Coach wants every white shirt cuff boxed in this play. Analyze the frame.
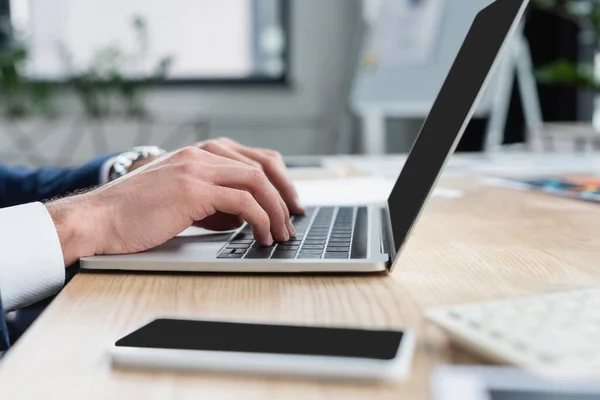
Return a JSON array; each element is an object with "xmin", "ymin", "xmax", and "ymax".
[
  {"xmin": 0, "ymin": 203, "xmax": 65, "ymax": 311},
  {"xmin": 100, "ymin": 156, "xmax": 118, "ymax": 185}
]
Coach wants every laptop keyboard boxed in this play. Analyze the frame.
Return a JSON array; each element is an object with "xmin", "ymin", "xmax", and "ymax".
[{"xmin": 217, "ymin": 206, "xmax": 368, "ymax": 260}]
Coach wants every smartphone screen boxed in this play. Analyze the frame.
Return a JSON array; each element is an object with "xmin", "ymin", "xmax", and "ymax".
[{"xmin": 116, "ymin": 319, "xmax": 405, "ymax": 360}]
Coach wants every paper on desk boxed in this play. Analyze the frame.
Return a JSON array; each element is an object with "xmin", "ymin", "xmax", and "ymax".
[{"xmin": 294, "ymin": 177, "xmax": 462, "ymax": 206}]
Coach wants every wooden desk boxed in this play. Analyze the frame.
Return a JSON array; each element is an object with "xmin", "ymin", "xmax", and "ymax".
[{"xmin": 2, "ymin": 156, "xmax": 600, "ymax": 399}]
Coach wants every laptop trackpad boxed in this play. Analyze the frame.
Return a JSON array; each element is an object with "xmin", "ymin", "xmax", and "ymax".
[{"xmin": 125, "ymin": 231, "xmax": 232, "ymax": 261}]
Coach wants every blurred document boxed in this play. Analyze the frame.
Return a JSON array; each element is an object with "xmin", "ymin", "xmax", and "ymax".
[
  {"xmin": 366, "ymin": 0, "xmax": 445, "ymax": 67},
  {"xmin": 294, "ymin": 177, "xmax": 461, "ymax": 206}
]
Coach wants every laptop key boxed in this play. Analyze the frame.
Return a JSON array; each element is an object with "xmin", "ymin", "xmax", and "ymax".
[
  {"xmin": 232, "ymin": 249, "xmax": 247, "ymax": 255},
  {"xmin": 350, "ymin": 207, "xmax": 368, "ymax": 259},
  {"xmin": 245, "ymin": 248, "xmax": 274, "ymax": 258},
  {"xmin": 329, "ymin": 240, "xmax": 350, "ymax": 247},
  {"xmin": 327, "ymin": 247, "xmax": 350, "ymax": 252},
  {"xmin": 233, "ymin": 232, "xmax": 252, "ymax": 241},
  {"xmin": 271, "ymin": 251, "xmax": 297, "ymax": 259},
  {"xmin": 299, "ymin": 250, "xmax": 323, "ymax": 254},
  {"xmin": 325, "ymin": 252, "xmax": 349, "ymax": 259},
  {"xmin": 278, "ymin": 245, "xmax": 299, "ymax": 251},
  {"xmin": 226, "ymin": 243, "xmax": 251, "ymax": 249},
  {"xmin": 251, "ymin": 242, "xmax": 275, "ymax": 249},
  {"xmin": 231, "ymin": 240, "xmax": 253, "ymax": 245},
  {"xmin": 217, "ymin": 253, "xmax": 244, "ymax": 259},
  {"xmin": 301, "ymin": 245, "xmax": 325, "ymax": 250}
]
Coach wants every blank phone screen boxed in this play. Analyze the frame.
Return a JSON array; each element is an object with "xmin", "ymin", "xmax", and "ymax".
[{"xmin": 116, "ymin": 319, "xmax": 405, "ymax": 360}]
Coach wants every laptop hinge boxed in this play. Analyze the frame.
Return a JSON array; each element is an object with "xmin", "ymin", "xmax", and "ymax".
[{"xmin": 380, "ymin": 207, "xmax": 397, "ymax": 270}]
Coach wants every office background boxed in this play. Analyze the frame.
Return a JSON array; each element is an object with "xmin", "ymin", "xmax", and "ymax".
[{"xmin": 0, "ymin": 0, "xmax": 594, "ymax": 166}]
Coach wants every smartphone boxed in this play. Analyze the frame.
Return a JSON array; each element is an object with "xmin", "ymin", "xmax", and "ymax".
[{"xmin": 110, "ymin": 318, "xmax": 415, "ymax": 381}]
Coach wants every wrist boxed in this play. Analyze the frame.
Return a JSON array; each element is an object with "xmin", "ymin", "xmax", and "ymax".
[
  {"xmin": 46, "ymin": 196, "xmax": 99, "ymax": 266},
  {"xmin": 108, "ymin": 146, "xmax": 166, "ymax": 182},
  {"xmin": 129, "ymin": 155, "xmax": 159, "ymax": 172}
]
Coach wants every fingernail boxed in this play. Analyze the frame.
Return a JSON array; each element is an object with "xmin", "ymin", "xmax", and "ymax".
[{"xmin": 267, "ymin": 233, "xmax": 274, "ymax": 246}]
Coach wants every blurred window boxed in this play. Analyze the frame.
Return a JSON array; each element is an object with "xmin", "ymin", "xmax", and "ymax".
[{"xmin": 2, "ymin": 0, "xmax": 289, "ymax": 84}]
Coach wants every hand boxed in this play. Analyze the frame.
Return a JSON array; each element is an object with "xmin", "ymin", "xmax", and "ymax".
[
  {"xmin": 47, "ymin": 147, "xmax": 297, "ymax": 266},
  {"xmin": 196, "ymin": 137, "xmax": 304, "ymax": 215}
]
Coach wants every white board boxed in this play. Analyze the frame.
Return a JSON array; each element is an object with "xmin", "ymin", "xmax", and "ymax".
[{"xmin": 352, "ymin": 0, "xmax": 500, "ymax": 117}]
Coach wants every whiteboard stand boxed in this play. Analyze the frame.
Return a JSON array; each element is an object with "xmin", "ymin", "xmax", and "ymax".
[
  {"xmin": 357, "ymin": 24, "xmax": 544, "ymax": 155},
  {"xmin": 362, "ymin": 111, "xmax": 386, "ymax": 155},
  {"xmin": 485, "ymin": 23, "xmax": 544, "ymax": 153}
]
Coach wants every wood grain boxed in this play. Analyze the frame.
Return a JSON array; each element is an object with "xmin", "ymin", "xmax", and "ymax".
[{"xmin": 2, "ymin": 169, "xmax": 600, "ymax": 399}]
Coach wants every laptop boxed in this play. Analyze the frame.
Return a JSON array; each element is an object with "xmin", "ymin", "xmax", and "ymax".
[{"xmin": 81, "ymin": 0, "xmax": 529, "ymax": 273}]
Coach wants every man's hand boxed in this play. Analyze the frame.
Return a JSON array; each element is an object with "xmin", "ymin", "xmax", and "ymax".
[
  {"xmin": 47, "ymin": 147, "xmax": 298, "ymax": 266},
  {"xmin": 196, "ymin": 138, "xmax": 304, "ymax": 215}
]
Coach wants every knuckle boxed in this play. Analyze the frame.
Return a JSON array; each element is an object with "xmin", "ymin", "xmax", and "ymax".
[
  {"xmin": 264, "ymin": 156, "xmax": 279, "ymax": 169},
  {"xmin": 251, "ymin": 206, "xmax": 270, "ymax": 227},
  {"xmin": 248, "ymin": 167, "xmax": 268, "ymax": 185},
  {"xmin": 176, "ymin": 146, "xmax": 198, "ymax": 160},
  {"xmin": 218, "ymin": 137, "xmax": 237, "ymax": 145},
  {"xmin": 266, "ymin": 149, "xmax": 281, "ymax": 158},
  {"xmin": 237, "ymin": 191, "xmax": 254, "ymax": 207},
  {"xmin": 202, "ymin": 141, "xmax": 219, "ymax": 152}
]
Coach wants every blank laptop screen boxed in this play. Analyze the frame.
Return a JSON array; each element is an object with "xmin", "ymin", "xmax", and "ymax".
[{"xmin": 386, "ymin": 0, "xmax": 528, "ymax": 255}]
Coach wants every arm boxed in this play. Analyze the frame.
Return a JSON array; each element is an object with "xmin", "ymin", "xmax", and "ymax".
[
  {"xmin": 0, "ymin": 154, "xmax": 115, "ymax": 208},
  {"xmin": 0, "ymin": 142, "xmax": 302, "ymax": 311}
]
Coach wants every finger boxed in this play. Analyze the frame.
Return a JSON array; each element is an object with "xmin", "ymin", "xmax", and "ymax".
[
  {"xmin": 207, "ymin": 166, "xmax": 290, "ymax": 242},
  {"xmin": 237, "ymin": 147, "xmax": 305, "ymax": 215},
  {"xmin": 190, "ymin": 143, "xmax": 304, "ymax": 215},
  {"xmin": 194, "ymin": 147, "xmax": 250, "ymax": 168},
  {"xmin": 200, "ymin": 141, "xmax": 262, "ymax": 169},
  {"xmin": 278, "ymin": 197, "xmax": 295, "ymax": 237},
  {"xmin": 200, "ymin": 185, "xmax": 273, "ymax": 245}
]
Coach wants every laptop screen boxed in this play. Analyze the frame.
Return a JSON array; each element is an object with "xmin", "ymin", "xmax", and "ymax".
[{"xmin": 386, "ymin": 0, "xmax": 528, "ymax": 259}]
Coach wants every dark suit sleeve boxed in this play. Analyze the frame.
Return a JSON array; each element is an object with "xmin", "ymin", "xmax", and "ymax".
[{"xmin": 0, "ymin": 154, "xmax": 115, "ymax": 208}]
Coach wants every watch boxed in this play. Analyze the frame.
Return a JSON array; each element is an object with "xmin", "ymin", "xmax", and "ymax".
[{"xmin": 108, "ymin": 146, "xmax": 167, "ymax": 182}]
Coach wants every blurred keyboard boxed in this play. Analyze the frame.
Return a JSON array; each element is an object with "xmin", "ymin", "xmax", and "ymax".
[{"xmin": 426, "ymin": 289, "xmax": 600, "ymax": 377}]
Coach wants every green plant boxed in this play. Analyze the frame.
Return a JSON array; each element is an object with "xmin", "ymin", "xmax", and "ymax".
[
  {"xmin": 0, "ymin": 17, "xmax": 56, "ymax": 118},
  {"xmin": 59, "ymin": 15, "xmax": 173, "ymax": 119},
  {"xmin": 532, "ymin": 0, "xmax": 600, "ymax": 91}
]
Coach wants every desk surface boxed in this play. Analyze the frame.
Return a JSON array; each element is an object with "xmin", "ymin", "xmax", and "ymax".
[{"xmin": 2, "ymin": 154, "xmax": 600, "ymax": 399}]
